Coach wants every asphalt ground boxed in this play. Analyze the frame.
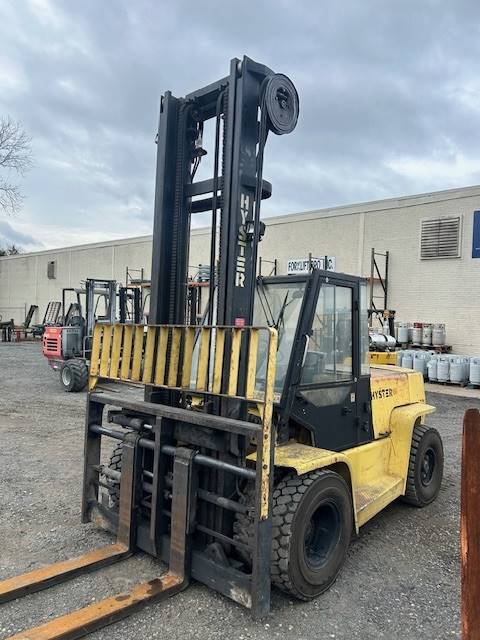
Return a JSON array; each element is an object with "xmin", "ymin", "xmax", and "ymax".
[{"xmin": 0, "ymin": 342, "xmax": 470, "ymax": 639}]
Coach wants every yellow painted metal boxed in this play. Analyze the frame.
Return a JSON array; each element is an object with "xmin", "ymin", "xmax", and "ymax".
[
  {"xmin": 99, "ymin": 325, "xmax": 113, "ymax": 378},
  {"xmin": 259, "ymin": 327, "xmax": 277, "ymax": 520},
  {"xmin": 120, "ymin": 325, "xmax": 133, "ymax": 380},
  {"xmin": 228, "ymin": 328, "xmax": 242, "ymax": 396},
  {"xmin": 212, "ymin": 328, "xmax": 225, "ymax": 394},
  {"xmin": 90, "ymin": 325, "xmax": 102, "ymax": 377},
  {"xmin": 181, "ymin": 327, "xmax": 196, "ymax": 387},
  {"xmin": 109, "ymin": 324, "xmax": 123, "ymax": 378},
  {"xmin": 90, "ymin": 324, "xmax": 275, "ymax": 402},
  {"xmin": 369, "ymin": 351, "xmax": 397, "ymax": 365},
  {"xmin": 246, "ymin": 329, "xmax": 259, "ymax": 400},
  {"xmin": 196, "ymin": 328, "xmax": 211, "ymax": 391},
  {"xmin": 131, "ymin": 326, "xmax": 145, "ymax": 381},
  {"xmin": 142, "ymin": 326, "xmax": 157, "ymax": 384},
  {"xmin": 154, "ymin": 326, "xmax": 168, "ymax": 386},
  {"xmin": 270, "ymin": 442, "xmax": 350, "ymax": 474},
  {"xmin": 388, "ymin": 401, "xmax": 436, "ymax": 484},
  {"xmin": 167, "ymin": 327, "xmax": 181, "ymax": 387},
  {"xmin": 370, "ymin": 365, "xmax": 425, "ymax": 438}
]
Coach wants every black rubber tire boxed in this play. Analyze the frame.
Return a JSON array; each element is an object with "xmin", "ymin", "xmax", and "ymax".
[
  {"xmin": 271, "ymin": 470, "xmax": 352, "ymax": 600},
  {"xmin": 107, "ymin": 444, "xmax": 123, "ymax": 509},
  {"xmin": 401, "ymin": 425, "xmax": 444, "ymax": 507},
  {"xmin": 232, "ymin": 484, "xmax": 256, "ymax": 566},
  {"xmin": 233, "ymin": 470, "xmax": 353, "ymax": 600},
  {"xmin": 60, "ymin": 358, "xmax": 88, "ymax": 392}
]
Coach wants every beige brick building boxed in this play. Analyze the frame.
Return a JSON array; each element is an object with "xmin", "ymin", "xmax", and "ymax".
[{"xmin": 1, "ymin": 184, "xmax": 479, "ymax": 353}]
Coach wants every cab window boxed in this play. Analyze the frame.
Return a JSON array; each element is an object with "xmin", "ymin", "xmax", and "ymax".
[{"xmin": 301, "ymin": 284, "xmax": 353, "ymax": 384}]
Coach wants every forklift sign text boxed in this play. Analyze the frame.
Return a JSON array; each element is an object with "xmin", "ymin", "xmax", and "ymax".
[
  {"xmin": 287, "ymin": 256, "xmax": 336, "ymax": 274},
  {"xmin": 235, "ymin": 193, "xmax": 250, "ymax": 287},
  {"xmin": 371, "ymin": 388, "xmax": 394, "ymax": 400}
]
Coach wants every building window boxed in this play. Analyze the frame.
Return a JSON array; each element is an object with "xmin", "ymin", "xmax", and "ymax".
[
  {"xmin": 47, "ymin": 260, "xmax": 56, "ymax": 279},
  {"xmin": 420, "ymin": 216, "xmax": 461, "ymax": 259}
]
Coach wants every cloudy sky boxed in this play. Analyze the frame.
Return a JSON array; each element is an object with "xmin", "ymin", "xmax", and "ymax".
[{"xmin": 1, "ymin": 0, "xmax": 480, "ymax": 252}]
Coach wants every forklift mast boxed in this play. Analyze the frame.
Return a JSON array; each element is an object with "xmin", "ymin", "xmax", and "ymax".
[{"xmin": 149, "ymin": 56, "xmax": 299, "ymax": 336}]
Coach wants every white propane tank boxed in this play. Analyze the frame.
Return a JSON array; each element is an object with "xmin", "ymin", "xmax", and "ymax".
[
  {"xmin": 402, "ymin": 353, "xmax": 413, "ymax": 369},
  {"xmin": 432, "ymin": 323, "xmax": 446, "ymax": 347},
  {"xmin": 396, "ymin": 350, "xmax": 404, "ymax": 366},
  {"xmin": 450, "ymin": 358, "xmax": 465, "ymax": 384},
  {"xmin": 413, "ymin": 352, "xmax": 426, "ymax": 375},
  {"xmin": 437, "ymin": 357, "xmax": 450, "ymax": 382},
  {"xmin": 462, "ymin": 357, "xmax": 470, "ymax": 381},
  {"xmin": 421, "ymin": 323, "xmax": 432, "ymax": 346},
  {"xmin": 412, "ymin": 322, "xmax": 423, "ymax": 345},
  {"xmin": 408, "ymin": 324, "xmax": 414, "ymax": 343},
  {"xmin": 470, "ymin": 358, "xmax": 480, "ymax": 385},
  {"xmin": 369, "ymin": 333, "xmax": 396, "ymax": 351},
  {"xmin": 427, "ymin": 357, "xmax": 438, "ymax": 381},
  {"xmin": 397, "ymin": 322, "xmax": 409, "ymax": 344}
]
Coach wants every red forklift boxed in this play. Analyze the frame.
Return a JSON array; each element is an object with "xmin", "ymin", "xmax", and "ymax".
[{"xmin": 42, "ymin": 279, "xmax": 117, "ymax": 391}]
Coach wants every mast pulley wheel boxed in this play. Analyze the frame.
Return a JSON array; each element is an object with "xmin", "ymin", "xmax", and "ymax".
[{"xmin": 265, "ymin": 74, "xmax": 299, "ymax": 135}]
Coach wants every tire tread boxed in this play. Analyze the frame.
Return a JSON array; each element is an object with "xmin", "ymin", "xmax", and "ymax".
[
  {"xmin": 402, "ymin": 425, "xmax": 442, "ymax": 506},
  {"xmin": 61, "ymin": 358, "xmax": 88, "ymax": 392},
  {"xmin": 271, "ymin": 469, "xmax": 343, "ymax": 600}
]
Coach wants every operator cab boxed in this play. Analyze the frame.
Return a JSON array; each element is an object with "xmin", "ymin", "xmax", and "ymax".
[{"xmin": 254, "ymin": 269, "xmax": 373, "ymax": 451}]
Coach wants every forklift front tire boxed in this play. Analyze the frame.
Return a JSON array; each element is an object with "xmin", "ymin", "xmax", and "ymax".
[
  {"xmin": 271, "ymin": 470, "xmax": 352, "ymax": 600},
  {"xmin": 60, "ymin": 359, "xmax": 89, "ymax": 392}
]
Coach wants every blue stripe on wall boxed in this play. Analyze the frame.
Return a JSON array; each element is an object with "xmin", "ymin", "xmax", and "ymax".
[{"xmin": 473, "ymin": 211, "xmax": 480, "ymax": 258}]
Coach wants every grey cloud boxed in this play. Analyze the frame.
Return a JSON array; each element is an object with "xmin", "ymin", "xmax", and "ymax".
[
  {"xmin": 0, "ymin": 220, "xmax": 39, "ymax": 248},
  {"xmin": 1, "ymin": 0, "xmax": 480, "ymax": 248}
]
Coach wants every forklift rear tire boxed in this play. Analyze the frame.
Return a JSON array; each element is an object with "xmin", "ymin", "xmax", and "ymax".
[
  {"xmin": 401, "ymin": 425, "xmax": 443, "ymax": 507},
  {"xmin": 60, "ymin": 359, "xmax": 88, "ymax": 392},
  {"xmin": 271, "ymin": 470, "xmax": 352, "ymax": 600}
]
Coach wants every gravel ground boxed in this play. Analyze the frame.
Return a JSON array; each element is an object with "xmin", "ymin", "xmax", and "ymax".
[{"xmin": 0, "ymin": 342, "xmax": 471, "ymax": 639}]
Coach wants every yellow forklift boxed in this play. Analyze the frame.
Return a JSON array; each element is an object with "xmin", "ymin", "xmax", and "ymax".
[{"xmin": 0, "ymin": 56, "xmax": 443, "ymax": 638}]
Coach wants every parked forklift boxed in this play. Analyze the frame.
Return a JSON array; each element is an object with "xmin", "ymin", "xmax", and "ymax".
[
  {"xmin": 43, "ymin": 280, "xmax": 145, "ymax": 391},
  {"xmin": 0, "ymin": 56, "xmax": 443, "ymax": 639},
  {"xmin": 43, "ymin": 279, "xmax": 117, "ymax": 391}
]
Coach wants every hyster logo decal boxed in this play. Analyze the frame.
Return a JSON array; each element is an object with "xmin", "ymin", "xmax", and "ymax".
[
  {"xmin": 235, "ymin": 193, "xmax": 250, "ymax": 287},
  {"xmin": 371, "ymin": 388, "xmax": 394, "ymax": 400}
]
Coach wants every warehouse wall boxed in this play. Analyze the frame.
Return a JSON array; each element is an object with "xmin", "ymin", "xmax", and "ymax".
[
  {"xmin": 361, "ymin": 190, "xmax": 480, "ymax": 354},
  {"xmin": 0, "ymin": 229, "xmax": 210, "ymax": 326},
  {"xmin": 257, "ymin": 211, "xmax": 363, "ymax": 276},
  {"xmin": 1, "ymin": 185, "xmax": 479, "ymax": 353}
]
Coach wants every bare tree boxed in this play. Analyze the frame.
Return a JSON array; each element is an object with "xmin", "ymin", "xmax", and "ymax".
[
  {"xmin": 0, "ymin": 243, "xmax": 22, "ymax": 256},
  {"xmin": 0, "ymin": 116, "xmax": 33, "ymax": 215}
]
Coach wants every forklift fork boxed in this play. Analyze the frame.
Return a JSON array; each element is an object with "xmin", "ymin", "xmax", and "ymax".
[{"xmin": 0, "ymin": 438, "xmax": 197, "ymax": 640}]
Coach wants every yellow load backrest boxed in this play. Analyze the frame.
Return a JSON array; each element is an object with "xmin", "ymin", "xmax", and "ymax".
[{"xmin": 89, "ymin": 323, "xmax": 277, "ymax": 404}]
